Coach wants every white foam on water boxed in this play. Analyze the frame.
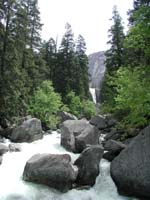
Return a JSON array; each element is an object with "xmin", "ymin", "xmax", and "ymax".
[{"xmin": 0, "ymin": 132, "xmax": 138, "ymax": 200}]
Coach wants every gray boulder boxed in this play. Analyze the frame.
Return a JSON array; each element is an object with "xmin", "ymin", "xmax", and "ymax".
[
  {"xmin": 0, "ymin": 156, "xmax": 2, "ymax": 165},
  {"xmin": 10, "ymin": 118, "xmax": 43, "ymax": 142},
  {"xmin": 111, "ymin": 125, "xmax": 150, "ymax": 198},
  {"xmin": 74, "ymin": 145, "xmax": 104, "ymax": 186},
  {"xmin": 104, "ymin": 139, "xmax": 126, "ymax": 151},
  {"xmin": 106, "ymin": 117, "xmax": 117, "ymax": 127},
  {"xmin": 0, "ymin": 127, "xmax": 13, "ymax": 139},
  {"xmin": 60, "ymin": 120, "xmax": 99, "ymax": 153},
  {"xmin": 75, "ymin": 124, "xmax": 99, "ymax": 153},
  {"xmin": 0, "ymin": 143, "xmax": 9, "ymax": 155},
  {"xmin": 23, "ymin": 153, "xmax": 77, "ymax": 192},
  {"xmin": 9, "ymin": 143, "xmax": 21, "ymax": 152},
  {"xmin": 103, "ymin": 140, "xmax": 126, "ymax": 161},
  {"xmin": 57, "ymin": 111, "xmax": 77, "ymax": 124},
  {"xmin": 90, "ymin": 115, "xmax": 107, "ymax": 130},
  {"xmin": 104, "ymin": 129, "xmax": 125, "ymax": 141}
]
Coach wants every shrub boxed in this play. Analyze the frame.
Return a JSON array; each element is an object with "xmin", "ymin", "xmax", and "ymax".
[
  {"xmin": 27, "ymin": 80, "xmax": 62, "ymax": 129},
  {"xmin": 65, "ymin": 91, "xmax": 96, "ymax": 119}
]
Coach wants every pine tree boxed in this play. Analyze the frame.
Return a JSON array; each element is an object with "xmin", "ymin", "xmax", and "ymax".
[
  {"xmin": 125, "ymin": 0, "xmax": 150, "ymax": 66},
  {"xmin": 0, "ymin": 0, "xmax": 45, "ymax": 120},
  {"xmin": 41, "ymin": 38, "xmax": 57, "ymax": 82},
  {"xmin": 75, "ymin": 34, "xmax": 89, "ymax": 98},
  {"xmin": 54, "ymin": 23, "xmax": 76, "ymax": 98},
  {"xmin": 105, "ymin": 6, "xmax": 125, "ymax": 72},
  {"xmin": 102, "ymin": 1, "xmax": 150, "ymax": 128},
  {"xmin": 101, "ymin": 6, "xmax": 125, "ymax": 106}
]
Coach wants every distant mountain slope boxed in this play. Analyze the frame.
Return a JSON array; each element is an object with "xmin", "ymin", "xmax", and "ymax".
[{"xmin": 88, "ymin": 51, "xmax": 106, "ymax": 89}]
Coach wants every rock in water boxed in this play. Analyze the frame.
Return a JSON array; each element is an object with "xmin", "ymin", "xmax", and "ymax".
[
  {"xmin": 103, "ymin": 140, "xmax": 126, "ymax": 161},
  {"xmin": 0, "ymin": 143, "xmax": 9, "ymax": 155},
  {"xmin": 57, "ymin": 111, "xmax": 77, "ymax": 124},
  {"xmin": 110, "ymin": 125, "xmax": 150, "ymax": 198},
  {"xmin": 60, "ymin": 120, "xmax": 99, "ymax": 153},
  {"xmin": 11, "ymin": 118, "xmax": 43, "ymax": 142},
  {"xmin": 0, "ymin": 156, "xmax": 2, "ymax": 165},
  {"xmin": 23, "ymin": 153, "xmax": 77, "ymax": 192},
  {"xmin": 90, "ymin": 115, "xmax": 107, "ymax": 130},
  {"xmin": 74, "ymin": 145, "xmax": 104, "ymax": 186}
]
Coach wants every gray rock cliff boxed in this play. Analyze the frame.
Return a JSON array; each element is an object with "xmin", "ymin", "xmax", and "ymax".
[{"xmin": 88, "ymin": 51, "xmax": 105, "ymax": 89}]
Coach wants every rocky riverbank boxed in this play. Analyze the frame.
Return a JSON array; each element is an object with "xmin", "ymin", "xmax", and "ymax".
[{"xmin": 0, "ymin": 113, "xmax": 149, "ymax": 199}]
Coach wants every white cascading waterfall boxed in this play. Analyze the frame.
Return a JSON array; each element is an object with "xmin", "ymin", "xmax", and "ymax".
[
  {"xmin": 89, "ymin": 87, "xmax": 97, "ymax": 104},
  {"xmin": 0, "ymin": 132, "xmax": 138, "ymax": 200}
]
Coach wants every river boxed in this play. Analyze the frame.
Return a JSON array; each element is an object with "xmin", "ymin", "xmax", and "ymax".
[{"xmin": 0, "ymin": 132, "xmax": 138, "ymax": 200}]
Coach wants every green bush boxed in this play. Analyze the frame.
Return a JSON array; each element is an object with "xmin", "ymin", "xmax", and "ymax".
[
  {"xmin": 106, "ymin": 66, "xmax": 150, "ymax": 128},
  {"xmin": 65, "ymin": 91, "xmax": 96, "ymax": 119},
  {"xmin": 82, "ymin": 100, "xmax": 97, "ymax": 119},
  {"xmin": 27, "ymin": 80, "xmax": 62, "ymax": 129}
]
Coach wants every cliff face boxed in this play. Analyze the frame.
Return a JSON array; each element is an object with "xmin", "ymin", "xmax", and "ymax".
[{"xmin": 88, "ymin": 51, "xmax": 106, "ymax": 89}]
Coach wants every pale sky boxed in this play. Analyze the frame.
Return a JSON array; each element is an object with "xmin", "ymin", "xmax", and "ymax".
[{"xmin": 38, "ymin": 0, "xmax": 133, "ymax": 55}]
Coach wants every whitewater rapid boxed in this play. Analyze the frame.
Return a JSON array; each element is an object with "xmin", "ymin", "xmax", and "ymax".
[{"xmin": 0, "ymin": 132, "xmax": 138, "ymax": 200}]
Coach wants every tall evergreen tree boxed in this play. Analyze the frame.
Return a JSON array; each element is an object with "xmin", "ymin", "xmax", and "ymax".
[
  {"xmin": 0, "ymin": 0, "xmax": 45, "ymax": 120},
  {"xmin": 75, "ymin": 34, "xmax": 89, "ymax": 98},
  {"xmin": 105, "ymin": 6, "xmax": 125, "ymax": 72},
  {"xmin": 54, "ymin": 23, "xmax": 76, "ymax": 98},
  {"xmin": 41, "ymin": 38, "xmax": 57, "ymax": 82},
  {"xmin": 125, "ymin": 0, "xmax": 150, "ymax": 66},
  {"xmin": 101, "ymin": 6, "xmax": 125, "ymax": 106}
]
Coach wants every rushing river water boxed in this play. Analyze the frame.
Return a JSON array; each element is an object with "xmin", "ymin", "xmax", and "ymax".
[{"xmin": 0, "ymin": 132, "xmax": 138, "ymax": 200}]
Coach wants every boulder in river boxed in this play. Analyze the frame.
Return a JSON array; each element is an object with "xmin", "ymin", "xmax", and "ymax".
[
  {"xmin": 0, "ymin": 143, "xmax": 9, "ymax": 155},
  {"xmin": 74, "ymin": 145, "xmax": 104, "ymax": 186},
  {"xmin": 10, "ymin": 118, "xmax": 43, "ymax": 143},
  {"xmin": 0, "ymin": 156, "xmax": 2, "ymax": 165},
  {"xmin": 57, "ymin": 111, "xmax": 77, "ymax": 124},
  {"xmin": 9, "ymin": 143, "xmax": 21, "ymax": 152},
  {"xmin": 23, "ymin": 153, "xmax": 77, "ymax": 192},
  {"xmin": 60, "ymin": 120, "xmax": 99, "ymax": 153},
  {"xmin": 110, "ymin": 125, "xmax": 150, "ymax": 198},
  {"xmin": 90, "ymin": 115, "xmax": 107, "ymax": 130},
  {"xmin": 103, "ymin": 140, "xmax": 126, "ymax": 161}
]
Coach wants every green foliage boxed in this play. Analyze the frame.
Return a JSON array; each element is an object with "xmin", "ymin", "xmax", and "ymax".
[
  {"xmin": 65, "ymin": 91, "xmax": 96, "ymax": 119},
  {"xmin": 102, "ymin": 1, "xmax": 150, "ymax": 130},
  {"xmin": 105, "ymin": 67, "xmax": 150, "ymax": 128},
  {"xmin": 65, "ymin": 91, "xmax": 83, "ymax": 118},
  {"xmin": 82, "ymin": 100, "xmax": 97, "ymax": 119},
  {"xmin": 27, "ymin": 81, "xmax": 62, "ymax": 129}
]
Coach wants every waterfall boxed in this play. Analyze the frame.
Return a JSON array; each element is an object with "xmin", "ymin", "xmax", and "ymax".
[
  {"xmin": 0, "ymin": 132, "xmax": 138, "ymax": 200},
  {"xmin": 89, "ymin": 88, "xmax": 97, "ymax": 104}
]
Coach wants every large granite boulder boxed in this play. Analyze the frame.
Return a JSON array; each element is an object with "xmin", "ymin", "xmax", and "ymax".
[
  {"xmin": 75, "ymin": 124, "xmax": 99, "ymax": 153},
  {"xmin": 0, "ymin": 143, "xmax": 9, "ymax": 155},
  {"xmin": 23, "ymin": 153, "xmax": 77, "ymax": 192},
  {"xmin": 103, "ymin": 140, "xmax": 126, "ymax": 161},
  {"xmin": 111, "ymin": 125, "xmax": 150, "ymax": 198},
  {"xmin": 90, "ymin": 115, "xmax": 107, "ymax": 130},
  {"xmin": 60, "ymin": 120, "xmax": 99, "ymax": 153},
  {"xmin": 10, "ymin": 118, "xmax": 43, "ymax": 142},
  {"xmin": 0, "ymin": 127, "xmax": 13, "ymax": 139},
  {"xmin": 57, "ymin": 111, "xmax": 77, "ymax": 124},
  {"xmin": 74, "ymin": 145, "xmax": 104, "ymax": 186}
]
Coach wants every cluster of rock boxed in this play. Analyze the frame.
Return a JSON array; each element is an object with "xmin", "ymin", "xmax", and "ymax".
[
  {"xmin": 22, "ymin": 117, "xmax": 104, "ymax": 192},
  {"xmin": 0, "ymin": 113, "xmax": 150, "ymax": 199},
  {"xmin": 23, "ymin": 145, "xmax": 104, "ymax": 192},
  {"xmin": 0, "ymin": 117, "xmax": 43, "ymax": 143},
  {"xmin": 0, "ymin": 142, "xmax": 21, "ymax": 164},
  {"xmin": 60, "ymin": 119, "xmax": 99, "ymax": 153}
]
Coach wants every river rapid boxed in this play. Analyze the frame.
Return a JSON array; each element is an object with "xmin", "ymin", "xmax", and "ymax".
[{"xmin": 0, "ymin": 132, "xmax": 138, "ymax": 200}]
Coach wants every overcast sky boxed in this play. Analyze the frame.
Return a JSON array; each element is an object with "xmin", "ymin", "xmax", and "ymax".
[{"xmin": 38, "ymin": 0, "xmax": 134, "ymax": 55}]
